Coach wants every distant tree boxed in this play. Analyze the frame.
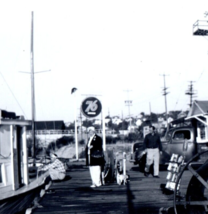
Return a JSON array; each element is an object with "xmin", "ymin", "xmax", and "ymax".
[
  {"xmin": 82, "ymin": 119, "xmax": 93, "ymax": 128},
  {"xmin": 127, "ymin": 132, "xmax": 140, "ymax": 142},
  {"xmin": 140, "ymin": 120, "xmax": 151, "ymax": 129},
  {"xmin": 27, "ymin": 136, "xmax": 42, "ymax": 157},
  {"xmin": 106, "ymin": 136, "xmax": 117, "ymax": 144},
  {"xmin": 67, "ymin": 123, "xmax": 75, "ymax": 130},
  {"xmin": 94, "ymin": 124, "xmax": 101, "ymax": 130},
  {"xmin": 107, "ymin": 119, "xmax": 113, "ymax": 129},
  {"xmin": 46, "ymin": 142, "xmax": 56, "ymax": 156},
  {"xmin": 173, "ymin": 111, "xmax": 184, "ymax": 120},
  {"xmin": 118, "ymin": 120, "xmax": 128, "ymax": 130},
  {"xmin": 111, "ymin": 123, "xmax": 119, "ymax": 133},
  {"xmin": 150, "ymin": 112, "xmax": 158, "ymax": 123},
  {"xmin": 140, "ymin": 112, "xmax": 145, "ymax": 117},
  {"xmin": 56, "ymin": 136, "xmax": 74, "ymax": 148}
]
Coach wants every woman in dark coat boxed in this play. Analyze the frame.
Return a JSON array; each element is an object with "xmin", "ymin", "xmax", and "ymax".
[{"xmin": 85, "ymin": 128, "xmax": 105, "ymax": 188}]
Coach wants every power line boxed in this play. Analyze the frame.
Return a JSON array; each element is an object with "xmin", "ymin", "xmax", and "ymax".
[
  {"xmin": 0, "ymin": 71, "xmax": 27, "ymax": 118},
  {"xmin": 197, "ymin": 69, "xmax": 206, "ymax": 82}
]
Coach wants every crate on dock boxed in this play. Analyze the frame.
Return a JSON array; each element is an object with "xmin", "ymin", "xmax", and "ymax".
[{"xmin": 161, "ymin": 154, "xmax": 184, "ymax": 195}]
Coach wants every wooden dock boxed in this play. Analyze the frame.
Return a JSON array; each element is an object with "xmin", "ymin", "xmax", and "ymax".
[{"xmin": 31, "ymin": 161, "xmax": 191, "ymax": 214}]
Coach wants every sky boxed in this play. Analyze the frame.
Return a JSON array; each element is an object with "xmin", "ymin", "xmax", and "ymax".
[{"xmin": 0, "ymin": 0, "xmax": 208, "ymax": 123}]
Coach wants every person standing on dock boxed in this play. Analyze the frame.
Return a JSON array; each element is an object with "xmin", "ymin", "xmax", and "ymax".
[
  {"xmin": 38, "ymin": 153, "xmax": 66, "ymax": 180},
  {"xmin": 143, "ymin": 125, "xmax": 162, "ymax": 178},
  {"xmin": 85, "ymin": 128, "xmax": 105, "ymax": 188}
]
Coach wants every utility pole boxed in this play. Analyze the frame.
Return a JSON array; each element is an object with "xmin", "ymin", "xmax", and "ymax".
[
  {"xmin": 160, "ymin": 74, "xmax": 169, "ymax": 130},
  {"xmin": 149, "ymin": 102, "xmax": 152, "ymax": 124},
  {"xmin": 124, "ymin": 89, "xmax": 132, "ymax": 129},
  {"xmin": 77, "ymin": 109, "xmax": 83, "ymax": 141},
  {"xmin": 185, "ymin": 81, "xmax": 197, "ymax": 108},
  {"xmin": 121, "ymin": 110, "xmax": 124, "ymax": 143}
]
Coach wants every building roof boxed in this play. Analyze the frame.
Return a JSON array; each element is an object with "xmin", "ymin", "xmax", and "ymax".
[
  {"xmin": 27, "ymin": 120, "xmax": 65, "ymax": 131},
  {"xmin": 187, "ymin": 100, "xmax": 208, "ymax": 119}
]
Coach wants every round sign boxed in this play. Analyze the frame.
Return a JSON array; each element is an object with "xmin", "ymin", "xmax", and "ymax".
[{"xmin": 81, "ymin": 97, "xmax": 102, "ymax": 118}]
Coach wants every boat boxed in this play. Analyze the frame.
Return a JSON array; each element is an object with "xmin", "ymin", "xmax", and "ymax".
[{"xmin": 0, "ymin": 12, "xmax": 50, "ymax": 214}]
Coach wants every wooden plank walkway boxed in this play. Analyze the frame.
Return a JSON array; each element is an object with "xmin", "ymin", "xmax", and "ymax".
[{"xmin": 32, "ymin": 161, "xmax": 191, "ymax": 214}]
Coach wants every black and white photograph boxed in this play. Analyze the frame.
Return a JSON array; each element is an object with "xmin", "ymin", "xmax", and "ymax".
[{"xmin": 1, "ymin": 1, "xmax": 208, "ymax": 213}]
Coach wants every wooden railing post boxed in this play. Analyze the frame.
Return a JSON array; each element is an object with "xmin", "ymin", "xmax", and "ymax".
[{"xmin": 123, "ymin": 152, "xmax": 126, "ymax": 185}]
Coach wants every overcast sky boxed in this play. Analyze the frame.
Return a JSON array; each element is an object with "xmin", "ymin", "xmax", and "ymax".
[{"xmin": 0, "ymin": 0, "xmax": 208, "ymax": 123}]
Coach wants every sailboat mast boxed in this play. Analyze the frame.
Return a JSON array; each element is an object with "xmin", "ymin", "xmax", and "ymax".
[{"xmin": 31, "ymin": 11, "xmax": 36, "ymax": 159}]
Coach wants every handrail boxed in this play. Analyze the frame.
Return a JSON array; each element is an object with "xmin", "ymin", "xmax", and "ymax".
[{"xmin": 26, "ymin": 129, "xmax": 112, "ymax": 135}]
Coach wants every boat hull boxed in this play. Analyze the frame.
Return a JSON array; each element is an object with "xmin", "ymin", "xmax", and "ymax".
[{"xmin": 0, "ymin": 183, "xmax": 45, "ymax": 214}]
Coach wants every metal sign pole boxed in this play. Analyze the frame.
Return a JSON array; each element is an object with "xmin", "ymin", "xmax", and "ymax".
[
  {"xmin": 102, "ymin": 99, "xmax": 106, "ymax": 152},
  {"xmin": 73, "ymin": 92, "xmax": 78, "ymax": 160}
]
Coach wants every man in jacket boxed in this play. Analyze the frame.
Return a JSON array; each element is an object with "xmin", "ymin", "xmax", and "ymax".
[{"xmin": 143, "ymin": 125, "xmax": 162, "ymax": 178}]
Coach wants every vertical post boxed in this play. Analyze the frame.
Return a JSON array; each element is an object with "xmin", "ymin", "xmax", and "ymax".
[
  {"xmin": 22, "ymin": 126, "xmax": 29, "ymax": 185},
  {"xmin": 122, "ymin": 111, "xmax": 124, "ymax": 143},
  {"xmin": 31, "ymin": 11, "xmax": 36, "ymax": 160},
  {"xmin": 74, "ymin": 92, "xmax": 78, "ymax": 160},
  {"xmin": 102, "ymin": 97, "xmax": 106, "ymax": 152},
  {"xmin": 102, "ymin": 112, "xmax": 106, "ymax": 152},
  {"xmin": 80, "ymin": 110, "xmax": 83, "ymax": 141},
  {"xmin": 205, "ymin": 116, "xmax": 208, "ymax": 140},
  {"xmin": 10, "ymin": 125, "xmax": 14, "ymax": 190},
  {"xmin": 163, "ymin": 75, "xmax": 168, "ymax": 129},
  {"xmin": 101, "ymin": 96, "xmax": 106, "ymax": 185},
  {"xmin": 123, "ymin": 152, "xmax": 126, "ymax": 185}
]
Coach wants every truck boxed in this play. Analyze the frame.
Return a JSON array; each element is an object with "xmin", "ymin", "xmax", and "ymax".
[
  {"xmin": 130, "ymin": 126, "xmax": 208, "ymax": 168},
  {"xmin": 130, "ymin": 100, "xmax": 208, "ymax": 168}
]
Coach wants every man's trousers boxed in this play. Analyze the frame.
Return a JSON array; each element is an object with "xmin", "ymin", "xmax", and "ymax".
[
  {"xmin": 145, "ymin": 148, "xmax": 160, "ymax": 176},
  {"xmin": 48, "ymin": 168, "xmax": 66, "ymax": 180}
]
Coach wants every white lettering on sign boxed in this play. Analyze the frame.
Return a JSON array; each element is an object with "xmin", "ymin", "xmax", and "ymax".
[
  {"xmin": 85, "ymin": 100, "xmax": 98, "ymax": 113},
  {"xmin": 81, "ymin": 97, "xmax": 102, "ymax": 118}
]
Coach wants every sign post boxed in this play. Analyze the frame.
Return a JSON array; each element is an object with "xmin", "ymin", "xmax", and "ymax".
[{"xmin": 73, "ymin": 91, "xmax": 78, "ymax": 160}]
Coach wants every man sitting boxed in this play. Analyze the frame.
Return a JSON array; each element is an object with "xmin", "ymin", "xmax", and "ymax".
[{"xmin": 38, "ymin": 153, "xmax": 66, "ymax": 181}]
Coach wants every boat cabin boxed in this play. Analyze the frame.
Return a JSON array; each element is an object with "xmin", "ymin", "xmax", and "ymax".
[{"xmin": 0, "ymin": 110, "xmax": 31, "ymax": 190}]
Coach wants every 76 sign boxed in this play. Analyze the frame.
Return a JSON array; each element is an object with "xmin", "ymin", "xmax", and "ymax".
[{"xmin": 81, "ymin": 97, "xmax": 102, "ymax": 118}]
